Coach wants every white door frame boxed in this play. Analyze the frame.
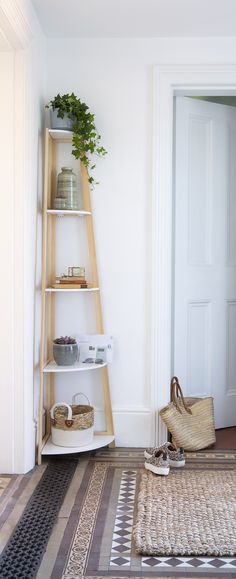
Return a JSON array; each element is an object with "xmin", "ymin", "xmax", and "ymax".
[
  {"xmin": 0, "ymin": 1, "xmax": 36, "ymax": 473},
  {"xmin": 152, "ymin": 64, "xmax": 236, "ymax": 445}
]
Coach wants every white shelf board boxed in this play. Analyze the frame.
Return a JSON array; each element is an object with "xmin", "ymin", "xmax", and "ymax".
[
  {"xmin": 47, "ymin": 209, "xmax": 91, "ymax": 216},
  {"xmin": 48, "ymin": 129, "xmax": 72, "ymax": 141},
  {"xmin": 45, "ymin": 287, "xmax": 100, "ymax": 293},
  {"xmin": 42, "ymin": 434, "xmax": 115, "ymax": 455},
  {"xmin": 43, "ymin": 360, "xmax": 107, "ymax": 373}
]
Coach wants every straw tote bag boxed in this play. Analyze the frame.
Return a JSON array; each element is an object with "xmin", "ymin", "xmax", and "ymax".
[{"xmin": 159, "ymin": 377, "xmax": 216, "ymax": 451}]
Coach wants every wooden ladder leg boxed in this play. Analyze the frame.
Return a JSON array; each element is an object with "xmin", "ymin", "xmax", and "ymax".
[
  {"xmin": 101, "ymin": 367, "xmax": 115, "ymax": 446},
  {"xmin": 80, "ymin": 162, "xmax": 115, "ymax": 446}
]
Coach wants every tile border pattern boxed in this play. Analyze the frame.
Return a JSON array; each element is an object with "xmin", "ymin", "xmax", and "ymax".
[
  {"xmin": 110, "ymin": 469, "xmax": 136, "ymax": 569},
  {"xmin": 63, "ymin": 462, "xmax": 108, "ymax": 578}
]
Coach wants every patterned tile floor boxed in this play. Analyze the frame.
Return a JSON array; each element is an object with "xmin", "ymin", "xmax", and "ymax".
[{"xmin": 0, "ymin": 448, "xmax": 236, "ymax": 578}]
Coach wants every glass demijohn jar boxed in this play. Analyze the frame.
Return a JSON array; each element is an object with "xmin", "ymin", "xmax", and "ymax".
[{"xmin": 56, "ymin": 167, "xmax": 79, "ymax": 210}]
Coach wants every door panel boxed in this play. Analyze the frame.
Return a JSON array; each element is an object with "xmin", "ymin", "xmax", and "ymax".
[
  {"xmin": 187, "ymin": 301, "xmax": 211, "ymax": 397},
  {"xmin": 174, "ymin": 96, "xmax": 236, "ymax": 428}
]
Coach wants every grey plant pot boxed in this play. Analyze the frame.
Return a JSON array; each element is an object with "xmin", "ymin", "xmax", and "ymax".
[
  {"xmin": 50, "ymin": 109, "xmax": 73, "ymax": 131},
  {"xmin": 53, "ymin": 342, "xmax": 79, "ymax": 366}
]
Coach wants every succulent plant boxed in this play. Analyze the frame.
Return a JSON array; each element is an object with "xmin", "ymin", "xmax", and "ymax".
[{"xmin": 53, "ymin": 336, "xmax": 77, "ymax": 345}]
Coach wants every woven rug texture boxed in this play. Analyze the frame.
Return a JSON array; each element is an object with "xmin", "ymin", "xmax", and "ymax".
[{"xmin": 133, "ymin": 468, "xmax": 236, "ymax": 557}]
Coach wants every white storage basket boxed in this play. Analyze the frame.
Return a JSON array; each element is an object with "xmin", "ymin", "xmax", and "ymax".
[{"xmin": 50, "ymin": 393, "xmax": 94, "ymax": 447}]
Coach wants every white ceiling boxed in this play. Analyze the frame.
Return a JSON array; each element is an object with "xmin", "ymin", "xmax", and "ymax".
[{"xmin": 31, "ymin": 0, "xmax": 236, "ymax": 38}]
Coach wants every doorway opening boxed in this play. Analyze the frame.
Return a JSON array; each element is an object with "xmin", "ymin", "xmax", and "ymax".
[
  {"xmin": 173, "ymin": 95, "xmax": 236, "ymax": 449},
  {"xmin": 153, "ymin": 65, "xmax": 236, "ymax": 451}
]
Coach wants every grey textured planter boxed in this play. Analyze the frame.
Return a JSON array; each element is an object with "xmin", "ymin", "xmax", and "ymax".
[
  {"xmin": 53, "ymin": 342, "xmax": 79, "ymax": 366},
  {"xmin": 50, "ymin": 109, "xmax": 73, "ymax": 131}
]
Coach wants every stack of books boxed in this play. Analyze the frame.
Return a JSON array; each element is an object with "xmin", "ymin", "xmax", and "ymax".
[{"xmin": 52, "ymin": 275, "xmax": 92, "ymax": 289}]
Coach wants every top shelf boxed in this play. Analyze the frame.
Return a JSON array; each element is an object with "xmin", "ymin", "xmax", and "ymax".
[{"xmin": 49, "ymin": 129, "xmax": 72, "ymax": 142}]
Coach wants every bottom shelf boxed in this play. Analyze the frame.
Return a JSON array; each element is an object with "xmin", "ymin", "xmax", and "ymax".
[{"xmin": 41, "ymin": 433, "xmax": 115, "ymax": 455}]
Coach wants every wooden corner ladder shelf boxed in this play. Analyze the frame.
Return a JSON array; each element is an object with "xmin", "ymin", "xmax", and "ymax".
[{"xmin": 37, "ymin": 128, "xmax": 115, "ymax": 464}]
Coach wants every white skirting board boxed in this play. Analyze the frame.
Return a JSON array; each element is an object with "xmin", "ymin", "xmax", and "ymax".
[{"xmin": 112, "ymin": 410, "xmax": 155, "ymax": 447}]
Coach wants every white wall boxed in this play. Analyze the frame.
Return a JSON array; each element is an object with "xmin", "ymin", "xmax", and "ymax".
[
  {"xmin": 30, "ymin": 27, "xmax": 45, "ymax": 463},
  {"xmin": 26, "ymin": 26, "xmax": 45, "ymax": 472},
  {"xmin": 46, "ymin": 37, "xmax": 236, "ymax": 446},
  {"xmin": 0, "ymin": 50, "xmax": 15, "ymax": 473},
  {"xmin": 0, "ymin": 1, "xmax": 45, "ymax": 474}
]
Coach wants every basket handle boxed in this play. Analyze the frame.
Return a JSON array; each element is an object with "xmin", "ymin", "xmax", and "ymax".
[
  {"xmin": 50, "ymin": 402, "xmax": 73, "ymax": 427},
  {"xmin": 72, "ymin": 392, "xmax": 90, "ymax": 405},
  {"xmin": 170, "ymin": 377, "xmax": 192, "ymax": 415}
]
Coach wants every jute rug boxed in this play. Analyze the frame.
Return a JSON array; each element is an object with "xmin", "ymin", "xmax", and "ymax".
[{"xmin": 133, "ymin": 469, "xmax": 236, "ymax": 557}]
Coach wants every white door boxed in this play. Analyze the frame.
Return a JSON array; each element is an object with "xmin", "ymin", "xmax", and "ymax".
[{"xmin": 174, "ymin": 96, "xmax": 236, "ymax": 428}]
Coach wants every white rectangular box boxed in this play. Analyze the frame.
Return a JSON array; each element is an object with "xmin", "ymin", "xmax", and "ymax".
[{"xmin": 76, "ymin": 334, "xmax": 114, "ymax": 364}]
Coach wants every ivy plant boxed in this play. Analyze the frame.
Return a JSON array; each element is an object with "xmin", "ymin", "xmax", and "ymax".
[{"xmin": 46, "ymin": 93, "xmax": 107, "ymax": 186}]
